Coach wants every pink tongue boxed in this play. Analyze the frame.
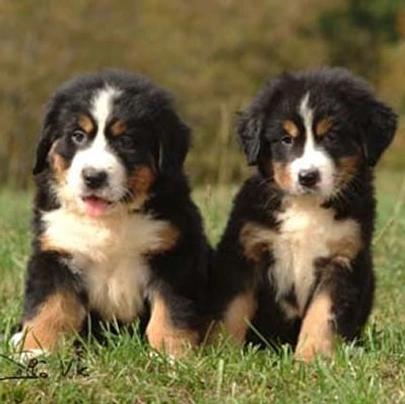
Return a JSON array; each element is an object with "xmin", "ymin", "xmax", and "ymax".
[{"xmin": 83, "ymin": 197, "xmax": 110, "ymax": 217}]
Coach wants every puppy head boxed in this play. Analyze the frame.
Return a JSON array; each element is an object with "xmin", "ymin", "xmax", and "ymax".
[
  {"xmin": 237, "ymin": 68, "xmax": 397, "ymax": 199},
  {"xmin": 34, "ymin": 70, "xmax": 190, "ymax": 216}
]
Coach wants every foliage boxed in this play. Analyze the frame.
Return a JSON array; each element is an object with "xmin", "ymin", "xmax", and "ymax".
[
  {"xmin": 0, "ymin": 1, "xmax": 404, "ymax": 187},
  {"xmin": 317, "ymin": 0, "xmax": 403, "ymax": 80}
]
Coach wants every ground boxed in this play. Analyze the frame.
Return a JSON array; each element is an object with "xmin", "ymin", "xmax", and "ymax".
[{"xmin": 0, "ymin": 170, "xmax": 405, "ymax": 403}]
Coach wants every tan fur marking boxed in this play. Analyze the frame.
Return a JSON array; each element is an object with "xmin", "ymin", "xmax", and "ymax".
[
  {"xmin": 223, "ymin": 292, "xmax": 257, "ymax": 345},
  {"xmin": 273, "ymin": 162, "xmax": 292, "ymax": 192},
  {"xmin": 149, "ymin": 225, "xmax": 180, "ymax": 254},
  {"xmin": 327, "ymin": 231, "xmax": 362, "ymax": 267},
  {"xmin": 335, "ymin": 155, "xmax": 361, "ymax": 189},
  {"xmin": 78, "ymin": 114, "xmax": 94, "ymax": 134},
  {"xmin": 20, "ymin": 292, "xmax": 85, "ymax": 351},
  {"xmin": 110, "ymin": 119, "xmax": 127, "ymax": 137},
  {"xmin": 48, "ymin": 141, "xmax": 67, "ymax": 184},
  {"xmin": 315, "ymin": 117, "xmax": 333, "ymax": 137},
  {"xmin": 128, "ymin": 165, "xmax": 156, "ymax": 199},
  {"xmin": 295, "ymin": 293, "xmax": 334, "ymax": 362},
  {"xmin": 40, "ymin": 234, "xmax": 70, "ymax": 255},
  {"xmin": 283, "ymin": 120, "xmax": 299, "ymax": 138},
  {"xmin": 146, "ymin": 295, "xmax": 198, "ymax": 357},
  {"xmin": 240, "ymin": 222, "xmax": 277, "ymax": 262}
]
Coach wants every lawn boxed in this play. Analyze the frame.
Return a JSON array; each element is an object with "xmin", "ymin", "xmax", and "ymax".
[{"xmin": 1, "ymin": 170, "xmax": 405, "ymax": 403}]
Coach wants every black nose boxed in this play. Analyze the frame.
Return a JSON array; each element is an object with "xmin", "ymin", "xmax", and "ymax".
[
  {"xmin": 82, "ymin": 167, "xmax": 108, "ymax": 189},
  {"xmin": 298, "ymin": 169, "xmax": 320, "ymax": 188}
]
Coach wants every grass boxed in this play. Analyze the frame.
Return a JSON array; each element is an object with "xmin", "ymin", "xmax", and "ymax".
[{"xmin": 1, "ymin": 170, "xmax": 405, "ymax": 403}]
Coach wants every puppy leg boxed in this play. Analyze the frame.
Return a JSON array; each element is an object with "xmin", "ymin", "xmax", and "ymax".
[
  {"xmin": 294, "ymin": 292, "xmax": 334, "ymax": 362},
  {"xmin": 146, "ymin": 293, "xmax": 199, "ymax": 357},
  {"xmin": 19, "ymin": 291, "xmax": 86, "ymax": 354},
  {"xmin": 295, "ymin": 257, "xmax": 371, "ymax": 362},
  {"xmin": 221, "ymin": 291, "xmax": 257, "ymax": 345},
  {"xmin": 15, "ymin": 252, "xmax": 87, "ymax": 356}
]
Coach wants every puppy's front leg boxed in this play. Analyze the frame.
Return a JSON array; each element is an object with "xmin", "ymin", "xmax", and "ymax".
[
  {"xmin": 146, "ymin": 292, "xmax": 199, "ymax": 357},
  {"xmin": 15, "ymin": 252, "xmax": 87, "ymax": 355},
  {"xmin": 294, "ymin": 257, "xmax": 364, "ymax": 362},
  {"xmin": 294, "ymin": 291, "xmax": 335, "ymax": 362},
  {"xmin": 19, "ymin": 292, "xmax": 86, "ymax": 354},
  {"xmin": 221, "ymin": 291, "xmax": 257, "ymax": 345}
]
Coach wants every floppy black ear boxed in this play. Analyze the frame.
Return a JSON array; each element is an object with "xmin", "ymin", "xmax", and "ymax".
[
  {"xmin": 236, "ymin": 76, "xmax": 285, "ymax": 166},
  {"xmin": 32, "ymin": 99, "xmax": 61, "ymax": 175},
  {"xmin": 332, "ymin": 68, "xmax": 398, "ymax": 167},
  {"xmin": 157, "ymin": 112, "xmax": 190, "ymax": 176},
  {"xmin": 359, "ymin": 99, "xmax": 397, "ymax": 167},
  {"xmin": 236, "ymin": 109, "xmax": 264, "ymax": 166},
  {"xmin": 32, "ymin": 126, "xmax": 54, "ymax": 175}
]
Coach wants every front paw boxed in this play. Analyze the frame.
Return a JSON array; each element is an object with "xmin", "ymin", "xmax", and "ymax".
[
  {"xmin": 148, "ymin": 330, "xmax": 198, "ymax": 358},
  {"xmin": 294, "ymin": 293, "xmax": 335, "ymax": 362},
  {"xmin": 10, "ymin": 331, "xmax": 48, "ymax": 363},
  {"xmin": 294, "ymin": 333, "xmax": 334, "ymax": 362}
]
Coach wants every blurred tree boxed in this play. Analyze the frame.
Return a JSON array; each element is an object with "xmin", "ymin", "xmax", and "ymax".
[
  {"xmin": 0, "ymin": 0, "xmax": 403, "ymax": 187},
  {"xmin": 317, "ymin": 0, "xmax": 404, "ymax": 80}
]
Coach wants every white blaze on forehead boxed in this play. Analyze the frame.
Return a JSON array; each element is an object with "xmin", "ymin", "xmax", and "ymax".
[
  {"xmin": 297, "ymin": 92, "xmax": 318, "ymax": 169},
  {"xmin": 289, "ymin": 92, "xmax": 335, "ymax": 197},
  {"xmin": 299, "ymin": 93, "xmax": 314, "ymax": 136},
  {"xmin": 91, "ymin": 86, "xmax": 120, "ymax": 134}
]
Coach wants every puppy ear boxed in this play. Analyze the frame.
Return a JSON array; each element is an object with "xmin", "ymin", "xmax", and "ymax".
[
  {"xmin": 332, "ymin": 68, "xmax": 397, "ymax": 167},
  {"xmin": 32, "ymin": 101, "xmax": 60, "ymax": 175},
  {"xmin": 236, "ymin": 110, "xmax": 263, "ymax": 166},
  {"xmin": 32, "ymin": 130, "xmax": 54, "ymax": 175},
  {"xmin": 157, "ymin": 112, "xmax": 190, "ymax": 176},
  {"xmin": 359, "ymin": 99, "xmax": 397, "ymax": 167},
  {"xmin": 236, "ymin": 76, "xmax": 285, "ymax": 166}
]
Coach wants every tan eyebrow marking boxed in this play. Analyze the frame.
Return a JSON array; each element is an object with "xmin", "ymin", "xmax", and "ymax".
[
  {"xmin": 282, "ymin": 120, "xmax": 299, "ymax": 138},
  {"xmin": 77, "ymin": 114, "xmax": 94, "ymax": 134},
  {"xmin": 315, "ymin": 117, "xmax": 333, "ymax": 137},
  {"xmin": 110, "ymin": 119, "xmax": 127, "ymax": 137}
]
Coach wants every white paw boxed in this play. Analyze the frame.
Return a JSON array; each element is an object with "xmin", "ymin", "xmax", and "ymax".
[
  {"xmin": 9, "ymin": 332, "xmax": 48, "ymax": 363},
  {"xmin": 10, "ymin": 331, "xmax": 24, "ymax": 347},
  {"xmin": 18, "ymin": 349, "xmax": 48, "ymax": 363}
]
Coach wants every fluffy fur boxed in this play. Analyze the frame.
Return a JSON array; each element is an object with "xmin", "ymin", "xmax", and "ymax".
[
  {"xmin": 210, "ymin": 68, "xmax": 397, "ymax": 361},
  {"xmin": 14, "ymin": 70, "xmax": 210, "ymax": 357}
]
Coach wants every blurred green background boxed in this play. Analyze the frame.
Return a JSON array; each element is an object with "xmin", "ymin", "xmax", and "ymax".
[{"xmin": 0, "ymin": 0, "xmax": 404, "ymax": 188}]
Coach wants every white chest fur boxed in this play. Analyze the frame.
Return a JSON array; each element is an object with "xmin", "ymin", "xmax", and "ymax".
[
  {"xmin": 271, "ymin": 198, "xmax": 360, "ymax": 315},
  {"xmin": 42, "ymin": 208, "xmax": 172, "ymax": 322}
]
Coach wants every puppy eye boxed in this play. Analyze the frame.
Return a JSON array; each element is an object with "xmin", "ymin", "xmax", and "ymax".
[
  {"xmin": 117, "ymin": 135, "xmax": 136, "ymax": 149},
  {"xmin": 71, "ymin": 130, "xmax": 87, "ymax": 145},
  {"xmin": 280, "ymin": 135, "xmax": 293, "ymax": 146},
  {"xmin": 325, "ymin": 132, "xmax": 339, "ymax": 144}
]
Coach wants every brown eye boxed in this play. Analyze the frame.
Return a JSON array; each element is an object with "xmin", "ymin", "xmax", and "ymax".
[
  {"xmin": 117, "ymin": 135, "xmax": 135, "ymax": 149},
  {"xmin": 325, "ymin": 132, "xmax": 339, "ymax": 144},
  {"xmin": 281, "ymin": 135, "xmax": 293, "ymax": 145},
  {"xmin": 71, "ymin": 130, "xmax": 87, "ymax": 145}
]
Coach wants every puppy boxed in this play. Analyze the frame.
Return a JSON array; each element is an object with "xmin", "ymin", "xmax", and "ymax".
[
  {"xmin": 210, "ymin": 68, "xmax": 397, "ymax": 361},
  {"xmin": 13, "ymin": 70, "xmax": 210, "ymax": 357}
]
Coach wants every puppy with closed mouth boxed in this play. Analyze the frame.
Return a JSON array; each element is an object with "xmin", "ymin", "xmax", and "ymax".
[
  {"xmin": 13, "ymin": 70, "xmax": 210, "ymax": 357},
  {"xmin": 210, "ymin": 68, "xmax": 397, "ymax": 361}
]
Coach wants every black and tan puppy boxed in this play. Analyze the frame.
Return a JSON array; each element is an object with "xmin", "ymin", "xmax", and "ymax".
[
  {"xmin": 210, "ymin": 68, "xmax": 397, "ymax": 361},
  {"xmin": 13, "ymin": 70, "xmax": 210, "ymax": 357}
]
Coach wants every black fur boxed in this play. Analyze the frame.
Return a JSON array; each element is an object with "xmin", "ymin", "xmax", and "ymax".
[
  {"xmin": 19, "ymin": 70, "xmax": 211, "ymax": 354},
  {"xmin": 210, "ymin": 68, "xmax": 397, "ymax": 356}
]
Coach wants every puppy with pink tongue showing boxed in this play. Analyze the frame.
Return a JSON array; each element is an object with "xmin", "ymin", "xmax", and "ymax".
[
  {"xmin": 82, "ymin": 197, "xmax": 112, "ymax": 217},
  {"xmin": 13, "ymin": 70, "xmax": 210, "ymax": 359}
]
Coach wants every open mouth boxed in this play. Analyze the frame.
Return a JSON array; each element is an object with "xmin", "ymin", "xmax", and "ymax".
[{"xmin": 82, "ymin": 196, "xmax": 113, "ymax": 217}]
